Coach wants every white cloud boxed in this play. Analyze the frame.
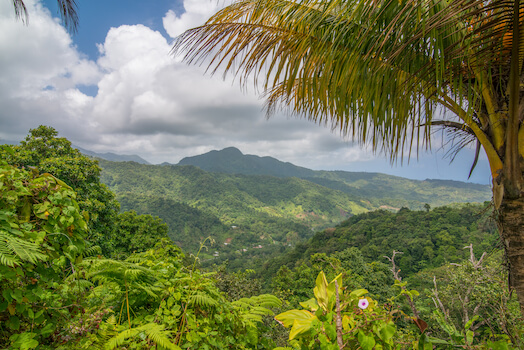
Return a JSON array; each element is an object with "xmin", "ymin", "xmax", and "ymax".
[
  {"xmin": 0, "ymin": 0, "xmax": 490, "ymax": 184},
  {"xmin": 162, "ymin": 0, "xmax": 224, "ymax": 38}
]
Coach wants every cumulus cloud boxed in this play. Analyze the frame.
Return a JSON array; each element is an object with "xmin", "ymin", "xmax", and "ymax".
[
  {"xmin": 162, "ymin": 0, "xmax": 224, "ymax": 38},
  {"xmin": 0, "ymin": 0, "xmax": 487, "ymax": 182}
]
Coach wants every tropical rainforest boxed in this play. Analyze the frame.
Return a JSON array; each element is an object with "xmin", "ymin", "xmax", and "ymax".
[{"xmin": 1, "ymin": 126, "xmax": 523, "ymax": 349}]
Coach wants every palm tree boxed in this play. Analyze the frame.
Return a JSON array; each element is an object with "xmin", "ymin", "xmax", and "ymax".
[
  {"xmin": 12, "ymin": 0, "xmax": 78, "ymax": 33},
  {"xmin": 173, "ymin": 0, "xmax": 524, "ymax": 313}
]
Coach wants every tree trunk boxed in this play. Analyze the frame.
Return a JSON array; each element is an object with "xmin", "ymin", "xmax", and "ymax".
[{"xmin": 497, "ymin": 195, "xmax": 524, "ymax": 314}]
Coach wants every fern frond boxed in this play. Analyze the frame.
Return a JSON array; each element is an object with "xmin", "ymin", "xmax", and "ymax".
[
  {"xmin": 104, "ymin": 327, "xmax": 140, "ymax": 349},
  {"xmin": 189, "ymin": 292, "xmax": 218, "ymax": 308},
  {"xmin": 143, "ymin": 323, "xmax": 181, "ymax": 350},
  {"xmin": 71, "ymin": 279, "xmax": 94, "ymax": 291},
  {"xmin": 233, "ymin": 294, "xmax": 282, "ymax": 326},
  {"xmin": 82, "ymin": 244, "xmax": 102, "ymax": 258},
  {"xmin": 104, "ymin": 323, "xmax": 180, "ymax": 350},
  {"xmin": 0, "ymin": 230, "xmax": 47, "ymax": 266},
  {"xmin": 233, "ymin": 294, "xmax": 282, "ymax": 309}
]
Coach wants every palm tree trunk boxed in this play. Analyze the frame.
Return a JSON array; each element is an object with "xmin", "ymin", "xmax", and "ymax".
[{"xmin": 498, "ymin": 195, "xmax": 524, "ymax": 314}]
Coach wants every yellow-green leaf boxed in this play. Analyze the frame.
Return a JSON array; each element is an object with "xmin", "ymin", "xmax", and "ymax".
[{"xmin": 275, "ymin": 309, "xmax": 315, "ymax": 328}]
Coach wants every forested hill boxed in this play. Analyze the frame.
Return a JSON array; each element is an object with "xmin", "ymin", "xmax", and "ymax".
[
  {"xmin": 177, "ymin": 147, "xmax": 491, "ymax": 208},
  {"xmin": 99, "ymin": 159, "xmax": 372, "ymax": 253},
  {"xmin": 99, "ymin": 157, "xmax": 491, "ymax": 262},
  {"xmin": 261, "ymin": 203, "xmax": 498, "ymax": 282},
  {"xmin": 178, "ymin": 146, "xmax": 316, "ymax": 178}
]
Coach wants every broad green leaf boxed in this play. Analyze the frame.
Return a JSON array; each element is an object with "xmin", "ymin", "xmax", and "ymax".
[
  {"xmin": 464, "ymin": 315, "xmax": 479, "ymax": 330},
  {"xmin": 9, "ymin": 332, "xmax": 38, "ymax": 350},
  {"xmin": 342, "ymin": 315, "xmax": 355, "ymax": 331},
  {"xmin": 299, "ymin": 298, "xmax": 319, "ymax": 311},
  {"xmin": 289, "ymin": 316, "xmax": 318, "ymax": 340},
  {"xmin": 466, "ymin": 330, "xmax": 474, "ymax": 344},
  {"xmin": 8, "ymin": 315, "xmax": 20, "ymax": 330},
  {"xmin": 418, "ymin": 333, "xmax": 433, "ymax": 350},
  {"xmin": 377, "ymin": 323, "xmax": 396, "ymax": 342},
  {"xmin": 313, "ymin": 271, "xmax": 329, "ymax": 311},
  {"xmin": 358, "ymin": 330, "xmax": 376, "ymax": 350},
  {"xmin": 275, "ymin": 309, "xmax": 315, "ymax": 328},
  {"xmin": 349, "ymin": 288, "xmax": 368, "ymax": 298}
]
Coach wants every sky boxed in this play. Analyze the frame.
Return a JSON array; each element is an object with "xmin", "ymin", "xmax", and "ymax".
[{"xmin": 0, "ymin": 0, "xmax": 493, "ymax": 184}]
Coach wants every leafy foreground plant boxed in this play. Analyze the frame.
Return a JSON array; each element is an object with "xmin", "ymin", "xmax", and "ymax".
[
  {"xmin": 0, "ymin": 158, "xmax": 89, "ymax": 348},
  {"xmin": 0, "ymin": 151, "xmax": 283, "ymax": 349},
  {"xmin": 275, "ymin": 271, "xmax": 408, "ymax": 349},
  {"xmin": 62, "ymin": 243, "xmax": 282, "ymax": 349},
  {"xmin": 274, "ymin": 270, "xmax": 519, "ymax": 349}
]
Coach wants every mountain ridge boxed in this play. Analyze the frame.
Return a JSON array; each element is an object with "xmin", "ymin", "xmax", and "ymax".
[
  {"xmin": 76, "ymin": 146, "xmax": 150, "ymax": 164},
  {"xmin": 176, "ymin": 147, "xmax": 491, "ymax": 207}
]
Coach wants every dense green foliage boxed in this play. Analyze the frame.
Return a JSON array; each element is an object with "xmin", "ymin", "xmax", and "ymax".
[
  {"xmin": 262, "ymin": 204, "xmax": 497, "ymax": 281},
  {"xmin": 108, "ymin": 210, "xmax": 170, "ymax": 259},
  {"xmin": 0, "ymin": 126, "xmax": 120, "ymax": 254},
  {"xmin": 0, "ymin": 160, "xmax": 90, "ymax": 348},
  {"xmin": 116, "ymin": 193, "xmax": 231, "ymax": 253},
  {"xmin": 99, "ymin": 160, "xmax": 368, "ymax": 264},
  {"xmin": 176, "ymin": 147, "xmax": 491, "ymax": 209},
  {"xmin": 99, "ymin": 156, "xmax": 492, "ymax": 270},
  {"xmin": 0, "ymin": 148, "xmax": 282, "ymax": 349}
]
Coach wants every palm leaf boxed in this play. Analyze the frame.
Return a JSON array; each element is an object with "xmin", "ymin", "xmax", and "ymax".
[
  {"xmin": 11, "ymin": 0, "xmax": 79, "ymax": 33},
  {"xmin": 174, "ymin": 0, "xmax": 518, "ymax": 165}
]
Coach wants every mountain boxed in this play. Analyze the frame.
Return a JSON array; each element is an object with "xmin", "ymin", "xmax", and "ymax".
[
  {"xmin": 76, "ymin": 146, "xmax": 150, "ymax": 164},
  {"xmin": 178, "ymin": 147, "xmax": 316, "ymax": 178},
  {"xmin": 177, "ymin": 147, "xmax": 491, "ymax": 208},
  {"xmin": 99, "ymin": 148, "xmax": 491, "ymax": 268},
  {"xmin": 99, "ymin": 159, "xmax": 374, "ymax": 266}
]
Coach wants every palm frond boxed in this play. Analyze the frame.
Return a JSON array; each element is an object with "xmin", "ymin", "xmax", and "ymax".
[
  {"xmin": 56, "ymin": 0, "xmax": 79, "ymax": 33},
  {"xmin": 174, "ymin": 0, "xmax": 519, "ymax": 166},
  {"xmin": 10, "ymin": 0, "xmax": 78, "ymax": 33},
  {"xmin": 173, "ymin": 0, "xmax": 449, "ymax": 161},
  {"xmin": 12, "ymin": 0, "xmax": 28, "ymax": 24}
]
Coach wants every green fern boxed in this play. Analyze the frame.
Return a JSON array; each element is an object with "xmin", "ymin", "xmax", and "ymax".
[
  {"xmin": 188, "ymin": 291, "xmax": 219, "ymax": 308},
  {"xmin": 104, "ymin": 323, "xmax": 180, "ymax": 350},
  {"xmin": 232, "ymin": 294, "xmax": 282, "ymax": 326},
  {"xmin": 0, "ymin": 230, "xmax": 47, "ymax": 267}
]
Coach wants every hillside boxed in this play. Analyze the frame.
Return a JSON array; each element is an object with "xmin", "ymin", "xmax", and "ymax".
[
  {"xmin": 260, "ymin": 203, "xmax": 498, "ymax": 282},
  {"xmin": 178, "ymin": 147, "xmax": 491, "ymax": 209},
  {"xmin": 99, "ymin": 149, "xmax": 492, "ymax": 265},
  {"xmin": 99, "ymin": 160, "xmax": 372, "ymax": 256}
]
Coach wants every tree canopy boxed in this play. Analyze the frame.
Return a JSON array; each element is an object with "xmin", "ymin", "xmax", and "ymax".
[{"xmin": 0, "ymin": 126, "xmax": 120, "ymax": 253}]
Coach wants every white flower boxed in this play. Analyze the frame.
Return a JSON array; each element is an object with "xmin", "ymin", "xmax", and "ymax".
[{"xmin": 358, "ymin": 298, "xmax": 369, "ymax": 310}]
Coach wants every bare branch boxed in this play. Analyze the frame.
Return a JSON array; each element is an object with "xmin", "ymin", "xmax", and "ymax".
[{"xmin": 383, "ymin": 250, "xmax": 403, "ymax": 281}]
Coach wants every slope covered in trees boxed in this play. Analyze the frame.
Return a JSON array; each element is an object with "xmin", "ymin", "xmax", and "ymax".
[
  {"xmin": 261, "ymin": 204, "xmax": 498, "ymax": 281},
  {"xmin": 177, "ymin": 147, "xmax": 491, "ymax": 209},
  {"xmin": 99, "ymin": 154, "xmax": 491, "ymax": 261},
  {"xmin": 99, "ymin": 159, "xmax": 372, "ymax": 256}
]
